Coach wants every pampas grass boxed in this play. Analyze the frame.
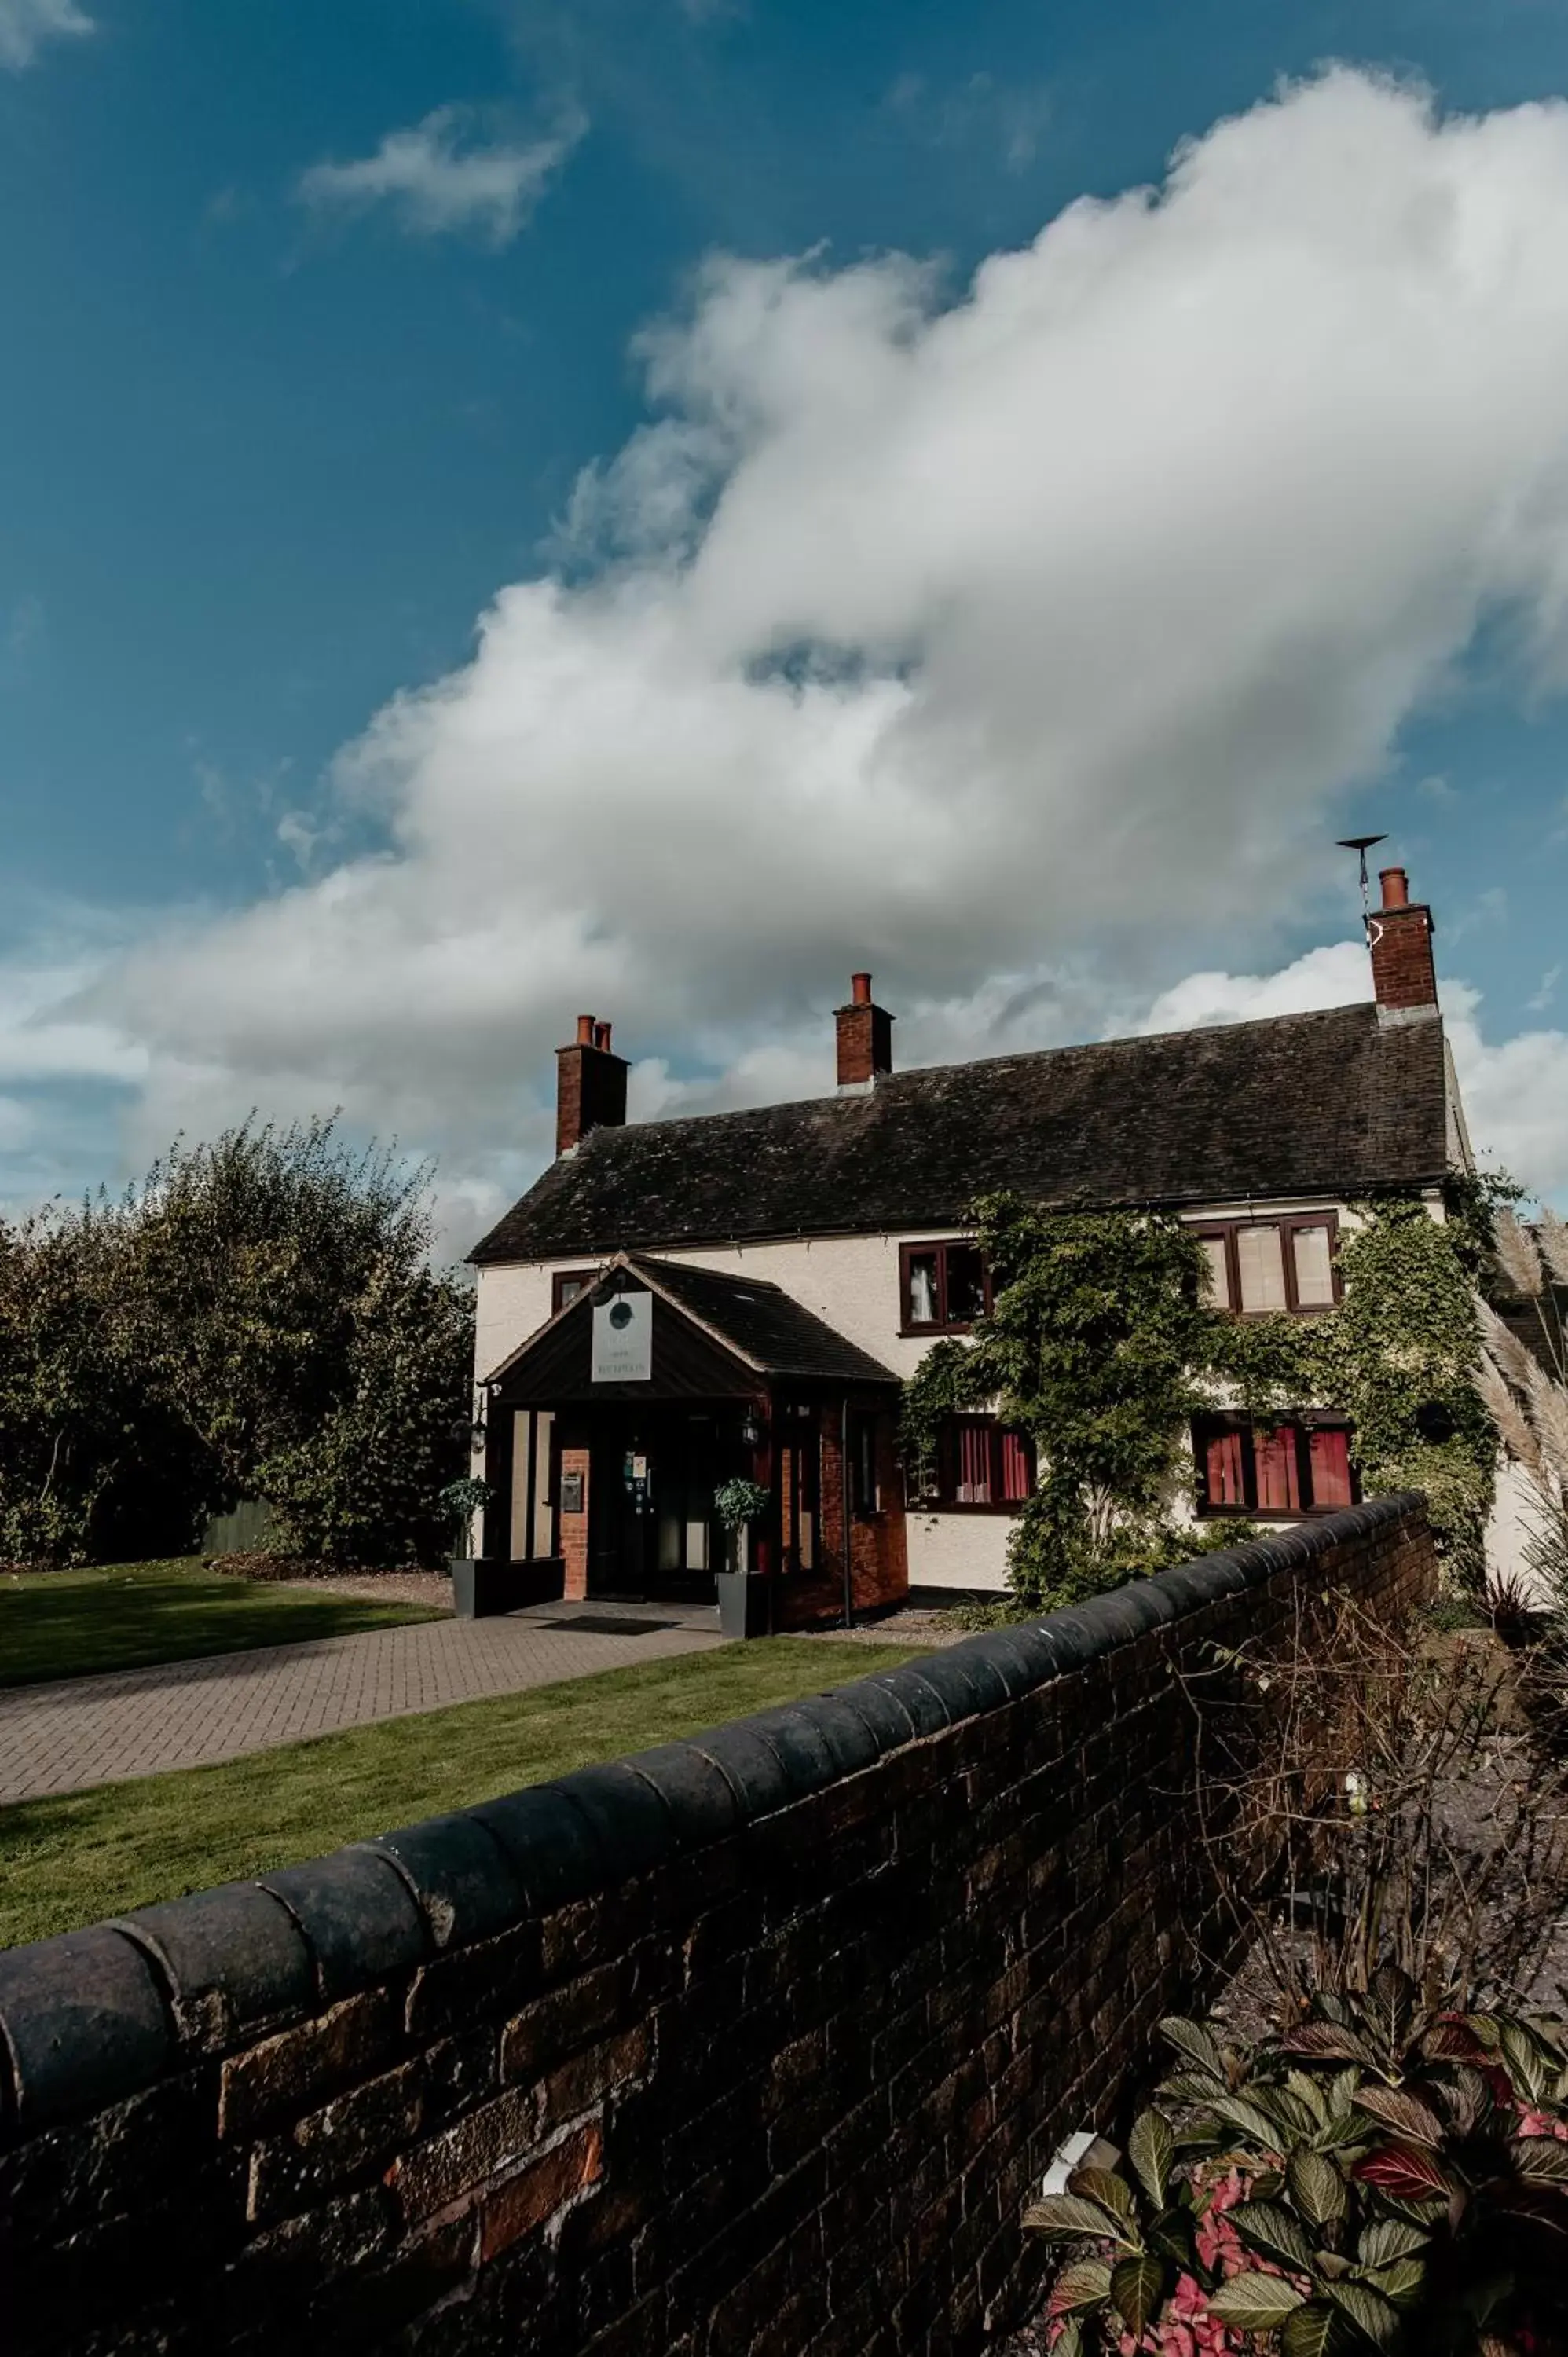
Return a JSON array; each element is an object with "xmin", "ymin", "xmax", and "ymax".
[{"xmin": 1494, "ymin": 1208, "xmax": 1545, "ymax": 1298}]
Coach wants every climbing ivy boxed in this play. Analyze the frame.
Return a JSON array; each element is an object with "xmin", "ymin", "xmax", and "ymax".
[
  {"xmin": 1211, "ymin": 1197, "xmax": 1497, "ymax": 1591},
  {"xmin": 902, "ymin": 1197, "xmax": 1218, "ymax": 1612},
  {"xmin": 902, "ymin": 1182, "xmax": 1504, "ymax": 1615}
]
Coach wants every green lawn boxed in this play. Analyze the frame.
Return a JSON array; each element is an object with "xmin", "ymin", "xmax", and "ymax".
[
  {"xmin": 0, "ymin": 1558, "xmax": 442, "ymax": 1690},
  {"xmin": 0, "ymin": 1638, "xmax": 929, "ymax": 1948}
]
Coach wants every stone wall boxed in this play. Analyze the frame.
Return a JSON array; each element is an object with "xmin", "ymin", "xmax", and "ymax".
[{"xmin": 0, "ymin": 1497, "xmax": 1434, "ymax": 2357}]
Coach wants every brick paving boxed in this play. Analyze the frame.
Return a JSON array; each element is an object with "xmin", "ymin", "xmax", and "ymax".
[{"xmin": 0, "ymin": 1604, "xmax": 727, "ymax": 1804}]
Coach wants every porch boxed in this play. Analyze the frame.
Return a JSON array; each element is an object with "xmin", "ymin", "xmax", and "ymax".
[{"xmin": 474, "ymin": 1255, "xmax": 908, "ymax": 1631}]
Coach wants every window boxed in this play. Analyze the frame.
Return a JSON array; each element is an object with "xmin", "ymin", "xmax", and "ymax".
[
  {"xmin": 1193, "ymin": 1414, "xmax": 1357, "ymax": 1518},
  {"xmin": 551, "ymin": 1269, "xmax": 596, "ymax": 1314},
  {"xmin": 1193, "ymin": 1216, "xmax": 1340, "ymax": 1317},
  {"xmin": 900, "ymin": 1240, "xmax": 990, "ymax": 1332},
  {"xmin": 915, "ymin": 1415, "xmax": 1035, "ymax": 1512}
]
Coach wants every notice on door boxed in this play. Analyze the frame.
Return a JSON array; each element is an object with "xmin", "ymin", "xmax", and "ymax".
[{"xmin": 592, "ymin": 1292, "xmax": 652, "ymax": 1383}]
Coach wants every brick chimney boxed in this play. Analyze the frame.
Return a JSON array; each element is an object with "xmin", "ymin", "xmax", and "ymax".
[
  {"xmin": 556, "ymin": 1014, "xmax": 628, "ymax": 1156},
  {"xmin": 1368, "ymin": 867, "xmax": 1438, "ymax": 1023},
  {"xmin": 835, "ymin": 972, "xmax": 894, "ymax": 1091}
]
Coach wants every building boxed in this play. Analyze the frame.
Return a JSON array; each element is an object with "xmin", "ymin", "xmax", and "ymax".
[{"xmin": 467, "ymin": 866, "xmax": 1467, "ymax": 1624}]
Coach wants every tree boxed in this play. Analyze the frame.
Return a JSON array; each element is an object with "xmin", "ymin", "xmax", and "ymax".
[{"xmin": 0, "ymin": 1118, "xmax": 474, "ymax": 1567}]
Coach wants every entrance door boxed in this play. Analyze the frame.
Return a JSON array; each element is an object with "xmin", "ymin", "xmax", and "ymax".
[{"xmin": 587, "ymin": 1410, "xmax": 725, "ymax": 1600}]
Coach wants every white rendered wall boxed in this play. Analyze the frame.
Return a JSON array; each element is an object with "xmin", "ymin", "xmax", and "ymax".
[{"xmin": 1485, "ymin": 1457, "xmax": 1552, "ymax": 1603}]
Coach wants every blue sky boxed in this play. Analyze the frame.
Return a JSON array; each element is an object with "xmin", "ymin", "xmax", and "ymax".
[{"xmin": 5, "ymin": 0, "xmax": 1568, "ymax": 1237}]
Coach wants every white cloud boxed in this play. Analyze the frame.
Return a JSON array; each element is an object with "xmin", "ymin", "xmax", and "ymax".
[
  {"xmin": 40, "ymin": 64, "xmax": 1568, "ymax": 1231},
  {"xmin": 0, "ymin": 0, "xmax": 90, "ymax": 71},
  {"xmin": 295, "ymin": 105, "xmax": 585, "ymax": 246}
]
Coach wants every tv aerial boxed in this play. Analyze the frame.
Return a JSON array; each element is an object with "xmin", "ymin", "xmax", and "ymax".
[{"xmin": 1336, "ymin": 834, "xmax": 1388, "ymax": 918}]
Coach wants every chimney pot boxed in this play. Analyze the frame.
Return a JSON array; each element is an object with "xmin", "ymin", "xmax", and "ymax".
[
  {"xmin": 1379, "ymin": 867, "xmax": 1409, "ymax": 911},
  {"xmin": 851, "ymin": 971, "xmax": 872, "ymax": 1007},
  {"xmin": 575, "ymin": 1014, "xmax": 595, "ymax": 1046},
  {"xmin": 594, "ymin": 1021, "xmax": 613, "ymax": 1051}
]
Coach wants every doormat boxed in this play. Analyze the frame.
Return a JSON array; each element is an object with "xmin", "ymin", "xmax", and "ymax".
[{"xmin": 540, "ymin": 1614, "xmax": 680, "ymax": 1637}]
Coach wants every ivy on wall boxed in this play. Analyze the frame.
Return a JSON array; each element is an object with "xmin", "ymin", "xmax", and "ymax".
[{"xmin": 902, "ymin": 1179, "xmax": 1504, "ymax": 1615}]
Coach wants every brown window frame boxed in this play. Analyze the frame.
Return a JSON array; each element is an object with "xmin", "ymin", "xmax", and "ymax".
[
  {"xmin": 551, "ymin": 1269, "xmax": 597, "ymax": 1315},
  {"xmin": 1192, "ymin": 1412, "xmax": 1358, "ymax": 1520},
  {"xmin": 910, "ymin": 1413, "xmax": 1035, "ymax": 1515},
  {"xmin": 899, "ymin": 1239, "xmax": 992, "ymax": 1336},
  {"xmin": 1192, "ymin": 1213, "xmax": 1343, "ymax": 1318}
]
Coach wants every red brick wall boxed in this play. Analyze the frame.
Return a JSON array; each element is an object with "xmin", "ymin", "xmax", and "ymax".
[
  {"xmin": 0, "ymin": 1498, "xmax": 1435, "ymax": 2357},
  {"xmin": 779, "ymin": 1408, "xmax": 908, "ymax": 1628},
  {"xmin": 559, "ymin": 1446, "xmax": 591, "ymax": 1600},
  {"xmin": 1369, "ymin": 904, "xmax": 1438, "ymax": 1011}
]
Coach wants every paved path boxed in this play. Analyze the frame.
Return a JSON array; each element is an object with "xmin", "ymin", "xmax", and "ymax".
[{"xmin": 0, "ymin": 1604, "xmax": 727, "ymax": 1804}]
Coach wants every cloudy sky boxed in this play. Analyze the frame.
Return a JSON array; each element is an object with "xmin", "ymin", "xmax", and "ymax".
[{"xmin": 5, "ymin": 0, "xmax": 1568, "ymax": 1250}]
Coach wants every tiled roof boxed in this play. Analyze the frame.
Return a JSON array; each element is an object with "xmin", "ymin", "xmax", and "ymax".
[
  {"xmin": 481, "ymin": 1253, "xmax": 899, "ymax": 1391},
  {"xmin": 630, "ymin": 1257, "xmax": 898, "ymax": 1384},
  {"xmin": 471, "ymin": 1002, "xmax": 1450, "ymax": 1265}
]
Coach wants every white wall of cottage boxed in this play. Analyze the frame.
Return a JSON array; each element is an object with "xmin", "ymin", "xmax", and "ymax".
[{"xmin": 473, "ymin": 1195, "xmax": 1404, "ymax": 1593}]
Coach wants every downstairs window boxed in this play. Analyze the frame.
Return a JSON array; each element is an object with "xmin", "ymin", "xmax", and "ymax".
[
  {"xmin": 1193, "ymin": 1414, "xmax": 1356, "ymax": 1519},
  {"xmin": 914, "ymin": 1415, "xmax": 1035, "ymax": 1512}
]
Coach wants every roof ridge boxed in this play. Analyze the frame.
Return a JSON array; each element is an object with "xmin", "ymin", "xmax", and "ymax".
[{"xmin": 573, "ymin": 998, "xmax": 1382, "ymax": 1151}]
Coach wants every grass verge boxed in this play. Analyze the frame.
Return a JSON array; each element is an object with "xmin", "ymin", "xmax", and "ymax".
[
  {"xmin": 0, "ymin": 1637, "xmax": 928, "ymax": 1948},
  {"xmin": 0, "ymin": 1558, "xmax": 441, "ymax": 1690}
]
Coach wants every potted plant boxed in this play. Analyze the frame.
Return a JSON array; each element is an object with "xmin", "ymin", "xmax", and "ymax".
[
  {"xmin": 713, "ymin": 1477, "xmax": 773, "ymax": 1638},
  {"xmin": 441, "ymin": 1476, "xmax": 503, "ymax": 1618}
]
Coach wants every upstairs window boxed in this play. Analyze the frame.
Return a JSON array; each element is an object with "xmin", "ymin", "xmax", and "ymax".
[
  {"xmin": 1194, "ymin": 1216, "xmax": 1340, "ymax": 1317},
  {"xmin": 551, "ymin": 1270, "xmax": 595, "ymax": 1314},
  {"xmin": 1194, "ymin": 1413, "xmax": 1356, "ymax": 1518},
  {"xmin": 913, "ymin": 1415, "xmax": 1035, "ymax": 1512},
  {"xmin": 900, "ymin": 1240, "xmax": 990, "ymax": 1332}
]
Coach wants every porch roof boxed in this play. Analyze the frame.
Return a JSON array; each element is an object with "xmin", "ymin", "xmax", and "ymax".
[{"xmin": 482, "ymin": 1252, "xmax": 899, "ymax": 1398}]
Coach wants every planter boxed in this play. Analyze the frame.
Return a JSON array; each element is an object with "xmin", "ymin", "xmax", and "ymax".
[
  {"xmin": 450, "ymin": 1557, "xmax": 565, "ymax": 1619},
  {"xmin": 715, "ymin": 1570, "xmax": 772, "ymax": 1639}
]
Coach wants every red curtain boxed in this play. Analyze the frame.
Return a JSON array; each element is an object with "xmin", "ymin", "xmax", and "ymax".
[
  {"xmin": 1255, "ymin": 1427, "xmax": 1302, "ymax": 1513},
  {"xmin": 958, "ymin": 1421, "xmax": 991, "ymax": 1502},
  {"xmin": 999, "ymin": 1430, "xmax": 1031, "ymax": 1502},
  {"xmin": 1308, "ymin": 1428, "xmax": 1352, "ymax": 1508},
  {"xmin": 1205, "ymin": 1428, "xmax": 1246, "ymax": 1508}
]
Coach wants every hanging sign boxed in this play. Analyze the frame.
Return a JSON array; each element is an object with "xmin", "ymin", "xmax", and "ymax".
[{"xmin": 592, "ymin": 1292, "xmax": 652, "ymax": 1383}]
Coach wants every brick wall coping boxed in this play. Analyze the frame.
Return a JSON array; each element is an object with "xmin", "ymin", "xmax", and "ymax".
[{"xmin": 0, "ymin": 1495, "xmax": 1424, "ymax": 2142}]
